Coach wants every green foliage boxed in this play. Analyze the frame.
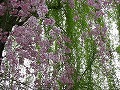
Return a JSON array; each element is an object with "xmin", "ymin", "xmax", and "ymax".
[{"xmin": 116, "ymin": 45, "xmax": 120, "ymax": 54}]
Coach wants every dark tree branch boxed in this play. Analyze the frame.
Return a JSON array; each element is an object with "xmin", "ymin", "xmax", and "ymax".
[{"xmin": 0, "ymin": 0, "xmax": 5, "ymax": 4}]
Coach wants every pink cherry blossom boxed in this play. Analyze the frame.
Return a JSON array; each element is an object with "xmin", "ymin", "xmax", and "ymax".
[
  {"xmin": 37, "ymin": 5, "xmax": 48, "ymax": 17},
  {"xmin": 43, "ymin": 18, "xmax": 55, "ymax": 26},
  {"xmin": 0, "ymin": 4, "xmax": 6, "ymax": 16}
]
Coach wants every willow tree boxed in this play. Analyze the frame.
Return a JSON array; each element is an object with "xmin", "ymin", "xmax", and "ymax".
[{"xmin": 0, "ymin": 0, "xmax": 120, "ymax": 90}]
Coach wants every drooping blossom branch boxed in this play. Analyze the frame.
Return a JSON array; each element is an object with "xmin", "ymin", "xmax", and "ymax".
[{"xmin": 0, "ymin": 0, "xmax": 119, "ymax": 89}]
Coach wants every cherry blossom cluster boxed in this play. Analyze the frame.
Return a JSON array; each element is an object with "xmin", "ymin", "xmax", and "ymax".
[
  {"xmin": 3, "ymin": 17, "xmax": 72, "ymax": 89},
  {"xmin": 0, "ymin": 0, "xmax": 74, "ymax": 89},
  {"xmin": 90, "ymin": 25, "xmax": 111, "ymax": 62},
  {"xmin": 87, "ymin": 0, "xmax": 112, "ymax": 61},
  {"xmin": 0, "ymin": 0, "xmax": 47, "ymax": 18},
  {"xmin": 0, "ymin": 28, "xmax": 9, "ymax": 43}
]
